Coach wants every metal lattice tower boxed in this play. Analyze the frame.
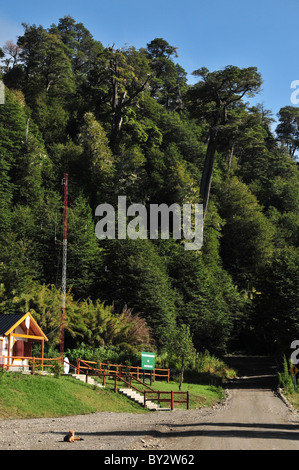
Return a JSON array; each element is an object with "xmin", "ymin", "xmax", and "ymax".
[{"xmin": 60, "ymin": 173, "xmax": 68, "ymax": 355}]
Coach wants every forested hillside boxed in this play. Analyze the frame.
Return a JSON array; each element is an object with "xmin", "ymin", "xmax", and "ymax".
[{"xmin": 1, "ymin": 16, "xmax": 299, "ymax": 359}]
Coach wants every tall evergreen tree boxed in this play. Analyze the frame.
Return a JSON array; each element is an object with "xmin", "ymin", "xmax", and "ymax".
[{"xmin": 187, "ymin": 66, "xmax": 262, "ymax": 215}]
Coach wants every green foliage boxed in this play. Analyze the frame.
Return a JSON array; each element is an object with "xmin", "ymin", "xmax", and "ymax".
[
  {"xmin": 278, "ymin": 356, "xmax": 295, "ymax": 393},
  {"xmin": 6, "ymin": 281, "xmax": 152, "ymax": 353},
  {"xmin": 276, "ymin": 106, "xmax": 299, "ymax": 158},
  {"xmin": 195, "ymin": 350, "xmax": 236, "ymax": 384},
  {"xmin": 65, "ymin": 343, "xmax": 142, "ymax": 367},
  {"xmin": 16, "ymin": 23, "xmax": 75, "ymax": 102},
  {"xmin": 50, "ymin": 360, "xmax": 63, "ymax": 378},
  {"xmin": 100, "ymin": 239, "xmax": 176, "ymax": 348},
  {"xmin": 167, "ymin": 323, "xmax": 197, "ymax": 389},
  {"xmin": 253, "ymin": 247, "xmax": 299, "ymax": 352},
  {"xmin": 217, "ymin": 176, "xmax": 275, "ymax": 287}
]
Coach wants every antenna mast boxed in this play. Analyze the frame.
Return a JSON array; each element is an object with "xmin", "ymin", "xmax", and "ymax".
[{"xmin": 60, "ymin": 173, "xmax": 68, "ymax": 356}]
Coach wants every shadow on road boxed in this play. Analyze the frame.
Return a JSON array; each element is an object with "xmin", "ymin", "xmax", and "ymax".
[
  {"xmin": 225, "ymin": 355, "xmax": 279, "ymax": 390},
  {"xmin": 51, "ymin": 422, "xmax": 299, "ymax": 442}
]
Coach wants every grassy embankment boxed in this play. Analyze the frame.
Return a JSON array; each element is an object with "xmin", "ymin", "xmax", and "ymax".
[{"xmin": 0, "ymin": 371, "xmax": 224, "ymax": 419}]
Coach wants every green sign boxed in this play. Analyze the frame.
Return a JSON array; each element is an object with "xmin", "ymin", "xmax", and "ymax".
[{"xmin": 141, "ymin": 352, "xmax": 155, "ymax": 370}]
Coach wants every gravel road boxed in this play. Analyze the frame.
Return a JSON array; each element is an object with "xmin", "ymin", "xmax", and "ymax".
[{"xmin": 1, "ymin": 356, "xmax": 299, "ymax": 451}]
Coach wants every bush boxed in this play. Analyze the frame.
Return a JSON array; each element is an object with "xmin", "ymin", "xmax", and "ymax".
[
  {"xmin": 278, "ymin": 355, "xmax": 295, "ymax": 393},
  {"xmin": 65, "ymin": 343, "xmax": 144, "ymax": 368},
  {"xmin": 50, "ymin": 360, "xmax": 63, "ymax": 378},
  {"xmin": 184, "ymin": 350, "xmax": 236, "ymax": 385}
]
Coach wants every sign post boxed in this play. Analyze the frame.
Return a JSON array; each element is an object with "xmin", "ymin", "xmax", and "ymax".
[{"xmin": 141, "ymin": 352, "xmax": 155, "ymax": 385}]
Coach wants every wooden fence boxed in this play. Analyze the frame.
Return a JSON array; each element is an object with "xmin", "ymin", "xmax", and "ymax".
[
  {"xmin": 76, "ymin": 358, "xmax": 170, "ymax": 382},
  {"xmin": 1, "ymin": 356, "xmax": 170, "ymax": 383},
  {"xmin": 144, "ymin": 390, "xmax": 190, "ymax": 410},
  {"xmin": 0, "ymin": 356, "xmax": 62, "ymax": 372}
]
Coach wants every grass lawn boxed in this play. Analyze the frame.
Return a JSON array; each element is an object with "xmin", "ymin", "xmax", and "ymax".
[
  {"xmin": 0, "ymin": 372, "xmax": 146, "ymax": 419},
  {"xmin": 0, "ymin": 371, "xmax": 225, "ymax": 420}
]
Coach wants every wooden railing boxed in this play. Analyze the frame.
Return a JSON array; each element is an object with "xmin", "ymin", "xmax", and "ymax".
[
  {"xmin": 74, "ymin": 359, "xmax": 188, "ymax": 410},
  {"xmin": 0, "ymin": 356, "xmax": 75, "ymax": 373},
  {"xmin": 76, "ymin": 358, "xmax": 97, "ymax": 374},
  {"xmin": 144, "ymin": 390, "xmax": 190, "ymax": 410},
  {"xmin": 0, "ymin": 356, "xmax": 170, "ymax": 383},
  {"xmin": 112, "ymin": 373, "xmax": 156, "ymax": 394},
  {"xmin": 75, "ymin": 359, "xmax": 155, "ymax": 389},
  {"xmin": 0, "ymin": 356, "xmax": 61, "ymax": 372},
  {"xmin": 76, "ymin": 358, "xmax": 170, "ymax": 382}
]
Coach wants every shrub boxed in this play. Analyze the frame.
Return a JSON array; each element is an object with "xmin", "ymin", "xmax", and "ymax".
[{"xmin": 278, "ymin": 355, "xmax": 295, "ymax": 393}]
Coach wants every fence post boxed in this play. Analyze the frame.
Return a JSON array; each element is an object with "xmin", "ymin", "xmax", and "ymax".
[
  {"xmin": 76, "ymin": 358, "xmax": 80, "ymax": 374},
  {"xmin": 31, "ymin": 357, "xmax": 35, "ymax": 375},
  {"xmin": 114, "ymin": 375, "xmax": 117, "ymax": 393},
  {"xmin": 103, "ymin": 369, "xmax": 106, "ymax": 386},
  {"xmin": 144, "ymin": 391, "xmax": 146, "ymax": 408},
  {"xmin": 187, "ymin": 391, "xmax": 190, "ymax": 410},
  {"xmin": 86, "ymin": 369, "xmax": 88, "ymax": 383},
  {"xmin": 171, "ymin": 391, "xmax": 174, "ymax": 410}
]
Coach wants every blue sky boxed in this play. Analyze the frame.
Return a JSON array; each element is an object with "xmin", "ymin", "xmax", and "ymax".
[{"xmin": 1, "ymin": 0, "xmax": 299, "ymax": 127}]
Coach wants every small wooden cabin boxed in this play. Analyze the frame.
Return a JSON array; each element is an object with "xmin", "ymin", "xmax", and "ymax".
[{"xmin": 0, "ymin": 313, "xmax": 48, "ymax": 370}]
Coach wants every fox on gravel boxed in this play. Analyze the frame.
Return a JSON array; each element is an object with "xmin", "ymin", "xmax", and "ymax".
[{"xmin": 64, "ymin": 430, "xmax": 83, "ymax": 442}]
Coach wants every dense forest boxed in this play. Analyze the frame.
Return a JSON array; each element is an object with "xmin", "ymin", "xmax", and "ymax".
[{"xmin": 1, "ymin": 16, "xmax": 299, "ymax": 361}]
